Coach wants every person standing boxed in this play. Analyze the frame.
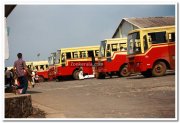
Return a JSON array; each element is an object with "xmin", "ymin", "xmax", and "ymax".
[{"xmin": 13, "ymin": 53, "xmax": 29, "ymax": 94}]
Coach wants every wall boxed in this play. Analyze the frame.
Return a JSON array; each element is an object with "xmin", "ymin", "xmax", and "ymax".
[{"xmin": 5, "ymin": 93, "xmax": 33, "ymax": 118}]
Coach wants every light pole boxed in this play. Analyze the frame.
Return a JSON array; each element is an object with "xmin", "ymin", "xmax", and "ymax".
[{"xmin": 37, "ymin": 53, "xmax": 40, "ymax": 61}]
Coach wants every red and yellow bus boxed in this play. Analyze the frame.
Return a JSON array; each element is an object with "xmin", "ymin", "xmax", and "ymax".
[
  {"xmin": 36, "ymin": 52, "xmax": 56, "ymax": 82},
  {"xmin": 95, "ymin": 38, "xmax": 130, "ymax": 79},
  {"xmin": 127, "ymin": 26, "xmax": 175, "ymax": 77},
  {"xmin": 54, "ymin": 45, "xmax": 99, "ymax": 80}
]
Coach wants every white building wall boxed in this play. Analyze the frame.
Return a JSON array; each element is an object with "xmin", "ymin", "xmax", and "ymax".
[{"xmin": 113, "ymin": 21, "xmax": 138, "ymax": 38}]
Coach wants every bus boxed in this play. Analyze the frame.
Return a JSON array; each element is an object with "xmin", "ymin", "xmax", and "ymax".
[
  {"xmin": 127, "ymin": 26, "xmax": 175, "ymax": 77},
  {"xmin": 95, "ymin": 38, "xmax": 130, "ymax": 79},
  {"xmin": 36, "ymin": 53, "xmax": 56, "ymax": 82},
  {"xmin": 54, "ymin": 45, "xmax": 99, "ymax": 80}
]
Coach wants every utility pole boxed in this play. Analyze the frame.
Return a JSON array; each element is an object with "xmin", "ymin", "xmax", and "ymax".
[{"xmin": 37, "ymin": 53, "xmax": 40, "ymax": 61}]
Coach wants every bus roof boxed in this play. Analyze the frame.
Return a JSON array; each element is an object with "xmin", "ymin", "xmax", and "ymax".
[
  {"xmin": 32, "ymin": 61, "xmax": 48, "ymax": 66},
  {"xmin": 26, "ymin": 60, "xmax": 48, "ymax": 66},
  {"xmin": 59, "ymin": 45, "xmax": 99, "ymax": 52},
  {"xmin": 104, "ymin": 38, "xmax": 127, "ymax": 44},
  {"xmin": 128, "ymin": 25, "xmax": 175, "ymax": 34}
]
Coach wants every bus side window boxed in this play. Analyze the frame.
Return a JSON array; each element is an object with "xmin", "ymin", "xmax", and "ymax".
[
  {"xmin": 88, "ymin": 50, "xmax": 95, "ymax": 65},
  {"xmin": 111, "ymin": 44, "xmax": 118, "ymax": 51},
  {"xmin": 61, "ymin": 53, "xmax": 66, "ymax": 62},
  {"xmin": 73, "ymin": 52, "xmax": 78, "ymax": 58},
  {"xmin": 66, "ymin": 52, "xmax": 71, "ymax": 59},
  {"xmin": 80, "ymin": 51, "xmax": 86, "ymax": 58},
  {"xmin": 46, "ymin": 65, "xmax": 48, "ymax": 69},
  {"xmin": 143, "ymin": 35, "xmax": 148, "ymax": 52},
  {"xmin": 148, "ymin": 31, "xmax": 166, "ymax": 44},
  {"xmin": 107, "ymin": 44, "xmax": 110, "ymax": 50},
  {"xmin": 168, "ymin": 33, "xmax": 175, "ymax": 42},
  {"xmin": 106, "ymin": 44, "xmax": 111, "ymax": 57},
  {"xmin": 40, "ymin": 65, "xmax": 44, "ymax": 70},
  {"xmin": 120, "ymin": 43, "xmax": 127, "ymax": 51},
  {"xmin": 95, "ymin": 50, "xmax": 99, "ymax": 57}
]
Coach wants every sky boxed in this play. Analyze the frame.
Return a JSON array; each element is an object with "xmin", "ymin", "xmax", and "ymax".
[{"xmin": 5, "ymin": 5, "xmax": 175, "ymax": 67}]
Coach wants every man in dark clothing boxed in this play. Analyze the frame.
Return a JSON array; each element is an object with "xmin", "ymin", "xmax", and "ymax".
[{"xmin": 13, "ymin": 53, "xmax": 29, "ymax": 94}]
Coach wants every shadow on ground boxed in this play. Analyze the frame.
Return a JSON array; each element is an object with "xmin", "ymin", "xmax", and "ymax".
[{"xmin": 27, "ymin": 91, "xmax": 42, "ymax": 94}]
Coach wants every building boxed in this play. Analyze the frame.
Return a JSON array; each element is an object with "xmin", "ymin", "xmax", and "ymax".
[{"xmin": 112, "ymin": 16, "xmax": 175, "ymax": 38}]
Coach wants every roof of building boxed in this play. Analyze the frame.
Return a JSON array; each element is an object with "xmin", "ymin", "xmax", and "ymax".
[{"xmin": 112, "ymin": 16, "xmax": 175, "ymax": 38}]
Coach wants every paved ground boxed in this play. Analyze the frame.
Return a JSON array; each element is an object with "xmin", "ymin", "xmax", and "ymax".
[{"xmin": 28, "ymin": 72, "xmax": 175, "ymax": 118}]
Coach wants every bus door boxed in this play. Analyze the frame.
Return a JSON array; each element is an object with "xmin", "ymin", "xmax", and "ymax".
[
  {"xmin": 168, "ymin": 32, "xmax": 175, "ymax": 70},
  {"xmin": 88, "ymin": 50, "xmax": 95, "ymax": 65},
  {"xmin": 106, "ymin": 44, "xmax": 112, "ymax": 62},
  {"xmin": 61, "ymin": 53, "xmax": 66, "ymax": 67}
]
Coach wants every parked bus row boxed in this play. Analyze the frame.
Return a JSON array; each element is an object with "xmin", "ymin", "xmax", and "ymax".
[{"xmin": 9, "ymin": 25, "xmax": 174, "ymax": 82}]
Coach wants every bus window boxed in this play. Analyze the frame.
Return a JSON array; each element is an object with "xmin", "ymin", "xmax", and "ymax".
[
  {"xmin": 40, "ymin": 65, "xmax": 44, "ymax": 70},
  {"xmin": 61, "ymin": 53, "xmax": 66, "ymax": 62},
  {"xmin": 100, "ymin": 41, "xmax": 106, "ymax": 57},
  {"xmin": 127, "ymin": 32, "xmax": 140, "ymax": 54},
  {"xmin": 107, "ymin": 44, "xmax": 110, "ymax": 50},
  {"xmin": 168, "ymin": 33, "xmax": 175, "ymax": 42},
  {"xmin": 88, "ymin": 50, "xmax": 95, "ymax": 65},
  {"xmin": 46, "ymin": 65, "xmax": 48, "ymax": 69},
  {"xmin": 143, "ymin": 35, "xmax": 148, "ymax": 52},
  {"xmin": 120, "ymin": 43, "xmax": 127, "ymax": 51},
  {"xmin": 72, "ymin": 52, "xmax": 78, "ymax": 58},
  {"xmin": 80, "ymin": 51, "xmax": 86, "ymax": 58},
  {"xmin": 148, "ymin": 31, "xmax": 166, "ymax": 44},
  {"xmin": 134, "ymin": 39, "xmax": 141, "ymax": 53},
  {"xmin": 55, "ymin": 50, "xmax": 60, "ymax": 64},
  {"xmin": 66, "ymin": 52, "xmax": 71, "ymax": 59},
  {"xmin": 95, "ymin": 50, "xmax": 99, "ymax": 57},
  {"xmin": 106, "ymin": 44, "xmax": 111, "ymax": 57},
  {"xmin": 88, "ymin": 51, "xmax": 94, "ymax": 57},
  {"xmin": 35, "ymin": 66, "xmax": 39, "ymax": 71},
  {"xmin": 111, "ymin": 44, "xmax": 118, "ymax": 51}
]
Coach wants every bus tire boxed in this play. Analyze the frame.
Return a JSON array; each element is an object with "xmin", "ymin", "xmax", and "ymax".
[
  {"xmin": 38, "ymin": 76, "xmax": 45, "ymax": 82},
  {"xmin": 152, "ymin": 61, "xmax": 166, "ymax": 77},
  {"xmin": 119, "ymin": 65, "xmax": 130, "ymax": 77},
  {"xmin": 141, "ymin": 70, "xmax": 152, "ymax": 78},
  {"xmin": 97, "ymin": 73, "xmax": 105, "ymax": 79},
  {"xmin": 73, "ymin": 70, "xmax": 79, "ymax": 80}
]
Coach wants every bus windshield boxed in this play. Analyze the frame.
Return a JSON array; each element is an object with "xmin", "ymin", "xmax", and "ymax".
[
  {"xmin": 100, "ymin": 41, "xmax": 106, "ymax": 57},
  {"xmin": 127, "ymin": 32, "xmax": 141, "ymax": 55},
  {"xmin": 55, "ymin": 50, "xmax": 61, "ymax": 64},
  {"xmin": 48, "ymin": 56, "xmax": 54, "ymax": 65}
]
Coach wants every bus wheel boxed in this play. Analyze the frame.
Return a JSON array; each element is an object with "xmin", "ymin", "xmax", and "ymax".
[
  {"xmin": 73, "ymin": 70, "xmax": 79, "ymax": 80},
  {"xmin": 152, "ymin": 61, "xmax": 166, "ymax": 77},
  {"xmin": 38, "ymin": 76, "xmax": 45, "ymax": 82},
  {"xmin": 97, "ymin": 73, "xmax": 105, "ymax": 79},
  {"xmin": 119, "ymin": 65, "xmax": 130, "ymax": 77},
  {"xmin": 141, "ymin": 70, "xmax": 152, "ymax": 78}
]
